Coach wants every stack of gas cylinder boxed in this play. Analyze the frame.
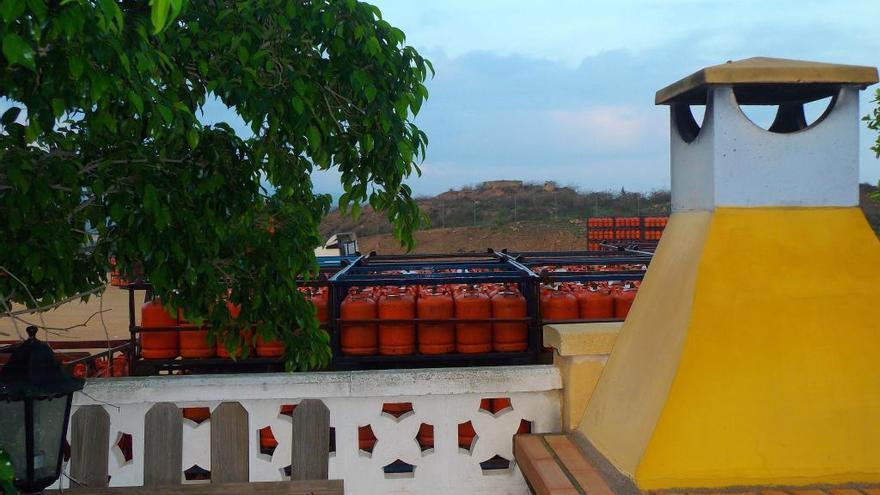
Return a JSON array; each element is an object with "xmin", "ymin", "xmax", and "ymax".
[
  {"xmin": 139, "ymin": 287, "xmax": 329, "ymax": 360},
  {"xmin": 539, "ymin": 282, "xmax": 638, "ymax": 322},
  {"xmin": 339, "ymin": 283, "xmax": 529, "ymax": 356},
  {"xmin": 586, "ymin": 216, "xmax": 669, "ymax": 250},
  {"xmin": 69, "ymin": 354, "xmax": 129, "ymax": 378}
]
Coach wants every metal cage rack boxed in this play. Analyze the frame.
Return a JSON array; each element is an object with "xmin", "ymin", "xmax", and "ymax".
[
  {"xmin": 328, "ymin": 251, "xmax": 542, "ymax": 370},
  {"xmin": 124, "ymin": 249, "xmax": 653, "ymax": 375}
]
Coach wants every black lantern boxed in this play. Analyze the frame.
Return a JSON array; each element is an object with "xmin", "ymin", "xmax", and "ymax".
[{"xmin": 0, "ymin": 326, "xmax": 84, "ymax": 494}]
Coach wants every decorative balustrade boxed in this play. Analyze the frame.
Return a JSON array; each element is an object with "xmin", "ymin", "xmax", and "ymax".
[{"xmin": 54, "ymin": 365, "xmax": 561, "ymax": 494}]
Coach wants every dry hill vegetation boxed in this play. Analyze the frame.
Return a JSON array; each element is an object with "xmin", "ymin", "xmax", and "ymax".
[{"xmin": 320, "ymin": 181, "xmax": 880, "ymax": 254}]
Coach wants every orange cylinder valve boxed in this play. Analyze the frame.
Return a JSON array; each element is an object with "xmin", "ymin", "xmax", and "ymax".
[
  {"xmin": 491, "ymin": 289, "xmax": 528, "ymax": 352},
  {"xmin": 340, "ymin": 292, "xmax": 378, "ymax": 355},
  {"xmin": 454, "ymin": 287, "xmax": 492, "ymax": 354},
  {"xmin": 140, "ymin": 299, "xmax": 179, "ymax": 359},
  {"xmin": 378, "ymin": 291, "xmax": 416, "ymax": 355},
  {"xmin": 613, "ymin": 287, "xmax": 638, "ymax": 320},
  {"xmin": 417, "ymin": 289, "xmax": 455, "ymax": 354}
]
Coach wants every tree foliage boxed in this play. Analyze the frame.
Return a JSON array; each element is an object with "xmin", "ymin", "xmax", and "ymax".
[
  {"xmin": 0, "ymin": 0, "xmax": 432, "ymax": 369},
  {"xmin": 866, "ymin": 89, "xmax": 880, "ymax": 201}
]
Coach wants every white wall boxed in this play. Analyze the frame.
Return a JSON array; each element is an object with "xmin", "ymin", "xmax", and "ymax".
[
  {"xmin": 60, "ymin": 366, "xmax": 562, "ymax": 495},
  {"xmin": 670, "ymin": 86, "xmax": 861, "ymax": 211}
]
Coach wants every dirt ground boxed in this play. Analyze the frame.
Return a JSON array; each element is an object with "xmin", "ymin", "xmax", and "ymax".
[
  {"xmin": 0, "ymin": 286, "xmax": 145, "ymax": 344},
  {"xmin": 356, "ymin": 222, "xmax": 585, "ymax": 254}
]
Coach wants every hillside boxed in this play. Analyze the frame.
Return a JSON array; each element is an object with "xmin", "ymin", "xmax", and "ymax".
[
  {"xmin": 320, "ymin": 181, "xmax": 880, "ymax": 254},
  {"xmin": 321, "ymin": 180, "xmax": 671, "ymax": 237}
]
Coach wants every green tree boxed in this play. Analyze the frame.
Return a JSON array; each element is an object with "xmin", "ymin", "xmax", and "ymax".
[
  {"xmin": 0, "ymin": 0, "xmax": 431, "ymax": 369},
  {"xmin": 866, "ymin": 89, "xmax": 880, "ymax": 201}
]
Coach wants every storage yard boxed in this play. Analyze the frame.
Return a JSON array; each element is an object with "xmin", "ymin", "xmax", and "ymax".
[{"xmin": 0, "ymin": 230, "xmax": 655, "ymax": 379}]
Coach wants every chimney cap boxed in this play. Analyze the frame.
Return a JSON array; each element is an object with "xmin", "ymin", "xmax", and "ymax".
[{"xmin": 656, "ymin": 57, "xmax": 878, "ymax": 106}]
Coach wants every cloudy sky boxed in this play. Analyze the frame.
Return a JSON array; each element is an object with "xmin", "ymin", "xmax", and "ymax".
[{"xmin": 298, "ymin": 0, "xmax": 880, "ymax": 197}]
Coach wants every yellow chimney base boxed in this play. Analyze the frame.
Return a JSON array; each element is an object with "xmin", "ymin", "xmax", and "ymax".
[{"xmin": 580, "ymin": 207, "xmax": 880, "ymax": 490}]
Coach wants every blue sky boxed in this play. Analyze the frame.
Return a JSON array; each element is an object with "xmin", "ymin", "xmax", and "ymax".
[
  {"xmin": 298, "ymin": 0, "xmax": 880, "ymax": 197},
  {"xmin": 4, "ymin": 2, "xmax": 878, "ymax": 197}
]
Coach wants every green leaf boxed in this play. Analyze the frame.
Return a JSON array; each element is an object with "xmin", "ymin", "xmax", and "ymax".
[
  {"xmin": 149, "ymin": 0, "xmax": 169, "ymax": 33},
  {"xmin": 364, "ymin": 84, "xmax": 377, "ymax": 103},
  {"xmin": 291, "ymin": 96, "xmax": 304, "ymax": 114},
  {"xmin": 25, "ymin": 0, "xmax": 46, "ymax": 20},
  {"xmin": 51, "ymin": 98, "xmax": 65, "ymax": 118},
  {"xmin": 365, "ymin": 36, "xmax": 380, "ymax": 56},
  {"xmin": 143, "ymin": 183, "xmax": 159, "ymax": 212},
  {"xmin": 306, "ymin": 125, "xmax": 320, "ymax": 152},
  {"xmin": 129, "ymin": 91, "xmax": 144, "ymax": 114},
  {"xmin": 1, "ymin": 0, "xmax": 25, "ymax": 23},
  {"xmin": 69, "ymin": 57, "xmax": 84, "ymax": 78},
  {"xmin": 109, "ymin": 202, "xmax": 123, "ymax": 221},
  {"xmin": 2, "ymin": 33, "xmax": 35, "ymax": 71},
  {"xmin": 97, "ymin": 0, "xmax": 123, "ymax": 32},
  {"xmin": 6, "ymin": 166, "xmax": 26, "ymax": 190},
  {"xmin": 156, "ymin": 104, "xmax": 172, "ymax": 123},
  {"xmin": 186, "ymin": 128, "xmax": 199, "ymax": 148},
  {"xmin": 0, "ymin": 449, "xmax": 15, "ymax": 494},
  {"xmin": 362, "ymin": 134, "xmax": 374, "ymax": 153}
]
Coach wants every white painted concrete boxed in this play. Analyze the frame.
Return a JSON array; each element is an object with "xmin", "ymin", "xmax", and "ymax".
[
  {"xmin": 58, "ymin": 366, "xmax": 562, "ymax": 494},
  {"xmin": 670, "ymin": 86, "xmax": 861, "ymax": 210}
]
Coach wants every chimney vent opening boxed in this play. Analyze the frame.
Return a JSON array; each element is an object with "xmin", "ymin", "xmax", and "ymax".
[{"xmin": 734, "ymin": 92, "xmax": 836, "ymax": 134}]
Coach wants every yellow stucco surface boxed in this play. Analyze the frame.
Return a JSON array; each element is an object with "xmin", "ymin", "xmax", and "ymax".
[
  {"xmin": 556, "ymin": 354, "xmax": 608, "ymax": 431},
  {"xmin": 545, "ymin": 322, "xmax": 622, "ymax": 430},
  {"xmin": 577, "ymin": 211, "xmax": 712, "ymax": 477},
  {"xmin": 637, "ymin": 207, "xmax": 880, "ymax": 489},
  {"xmin": 543, "ymin": 322, "xmax": 621, "ymax": 356}
]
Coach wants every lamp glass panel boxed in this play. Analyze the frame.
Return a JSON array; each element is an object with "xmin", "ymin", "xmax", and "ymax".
[
  {"xmin": 0, "ymin": 400, "xmax": 26, "ymax": 479},
  {"xmin": 31, "ymin": 396, "xmax": 67, "ymax": 480}
]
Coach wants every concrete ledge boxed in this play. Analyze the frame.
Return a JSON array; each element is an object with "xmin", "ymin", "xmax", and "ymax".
[
  {"xmin": 543, "ymin": 322, "xmax": 622, "ymax": 356},
  {"xmin": 74, "ymin": 365, "xmax": 562, "ymax": 405}
]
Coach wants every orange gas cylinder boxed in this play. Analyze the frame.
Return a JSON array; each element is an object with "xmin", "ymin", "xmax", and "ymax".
[
  {"xmin": 216, "ymin": 302, "xmax": 253, "ymax": 358},
  {"xmin": 71, "ymin": 363, "xmax": 88, "ymax": 378},
  {"xmin": 491, "ymin": 290, "xmax": 528, "ymax": 352},
  {"xmin": 141, "ymin": 299, "xmax": 179, "ymax": 359},
  {"xmin": 540, "ymin": 289, "xmax": 578, "ymax": 322},
  {"xmin": 454, "ymin": 287, "xmax": 492, "ymax": 354},
  {"xmin": 255, "ymin": 329, "xmax": 285, "ymax": 358},
  {"xmin": 358, "ymin": 425, "xmax": 377, "ymax": 452},
  {"xmin": 341, "ymin": 292, "xmax": 378, "ymax": 355},
  {"xmin": 576, "ymin": 287, "xmax": 614, "ymax": 319},
  {"xmin": 111, "ymin": 355, "xmax": 128, "ymax": 377},
  {"xmin": 417, "ymin": 423, "xmax": 434, "ymax": 450},
  {"xmin": 259, "ymin": 427, "xmax": 278, "ymax": 453},
  {"xmin": 92, "ymin": 357, "xmax": 109, "ymax": 377},
  {"xmin": 490, "ymin": 397, "xmax": 511, "ymax": 413},
  {"xmin": 416, "ymin": 289, "xmax": 455, "ymax": 354},
  {"xmin": 378, "ymin": 291, "xmax": 416, "ymax": 355},
  {"xmin": 179, "ymin": 310, "xmax": 214, "ymax": 358},
  {"xmin": 458, "ymin": 421, "xmax": 477, "ymax": 450},
  {"xmin": 310, "ymin": 290, "xmax": 330, "ymax": 325},
  {"xmin": 613, "ymin": 288, "xmax": 638, "ymax": 319}
]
